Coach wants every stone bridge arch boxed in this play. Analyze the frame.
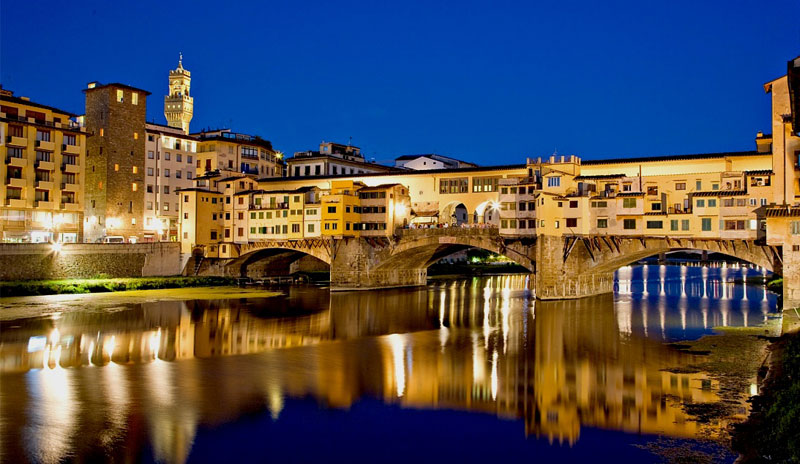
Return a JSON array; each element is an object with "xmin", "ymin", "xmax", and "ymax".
[
  {"xmin": 226, "ymin": 239, "xmax": 333, "ymax": 278},
  {"xmin": 376, "ymin": 228, "xmax": 535, "ymax": 272},
  {"xmin": 564, "ymin": 236, "xmax": 778, "ymax": 274},
  {"xmin": 535, "ymin": 235, "xmax": 781, "ymax": 300}
]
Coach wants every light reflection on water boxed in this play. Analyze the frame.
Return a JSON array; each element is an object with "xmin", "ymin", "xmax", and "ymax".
[{"xmin": 0, "ymin": 267, "xmax": 781, "ymax": 463}]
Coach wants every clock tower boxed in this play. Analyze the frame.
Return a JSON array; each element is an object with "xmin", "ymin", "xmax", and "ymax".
[{"xmin": 164, "ymin": 53, "xmax": 193, "ymax": 134}]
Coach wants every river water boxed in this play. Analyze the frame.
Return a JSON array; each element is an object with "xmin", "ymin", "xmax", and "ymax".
[{"xmin": 0, "ymin": 265, "xmax": 781, "ymax": 463}]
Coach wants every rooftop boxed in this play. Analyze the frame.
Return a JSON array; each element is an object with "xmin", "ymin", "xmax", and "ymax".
[
  {"xmin": 0, "ymin": 94, "xmax": 79, "ymax": 118},
  {"xmin": 582, "ymin": 150, "xmax": 764, "ymax": 166},
  {"xmin": 83, "ymin": 82, "xmax": 152, "ymax": 96}
]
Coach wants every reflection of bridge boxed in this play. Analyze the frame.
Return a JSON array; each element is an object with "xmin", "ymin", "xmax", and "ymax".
[
  {"xmin": 219, "ymin": 228, "xmax": 780, "ymax": 299},
  {"xmin": 3, "ymin": 279, "xmax": 775, "ymax": 462}
]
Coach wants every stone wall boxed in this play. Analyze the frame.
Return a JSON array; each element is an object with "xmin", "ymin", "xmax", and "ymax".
[{"xmin": 0, "ymin": 242, "xmax": 181, "ymax": 281}]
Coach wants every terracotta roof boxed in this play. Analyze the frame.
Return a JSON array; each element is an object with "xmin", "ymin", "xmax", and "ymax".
[
  {"xmin": 82, "ymin": 82, "xmax": 152, "ymax": 95},
  {"xmin": 176, "ymin": 187, "xmax": 221, "ymax": 194},
  {"xmin": 765, "ymin": 207, "xmax": 800, "ymax": 217},
  {"xmin": 693, "ymin": 190, "xmax": 747, "ymax": 197},
  {"xmin": 582, "ymin": 150, "xmax": 763, "ymax": 166},
  {"xmin": 574, "ymin": 174, "xmax": 626, "ymax": 180},
  {"xmin": 0, "ymin": 94, "xmax": 78, "ymax": 117},
  {"xmin": 616, "ymin": 192, "xmax": 645, "ymax": 197},
  {"xmin": 745, "ymin": 170, "xmax": 774, "ymax": 176}
]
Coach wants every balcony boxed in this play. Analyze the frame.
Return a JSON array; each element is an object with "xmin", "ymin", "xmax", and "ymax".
[
  {"xmin": 62, "ymin": 143, "xmax": 81, "ymax": 155},
  {"xmin": 35, "ymin": 160, "xmax": 55, "ymax": 170},
  {"xmin": 61, "ymin": 163, "xmax": 80, "ymax": 174},
  {"xmin": 7, "ymin": 156, "xmax": 27, "ymax": 168},
  {"xmin": 36, "ymin": 180, "xmax": 54, "ymax": 190},
  {"xmin": 61, "ymin": 202, "xmax": 81, "ymax": 212},
  {"xmin": 35, "ymin": 200, "xmax": 55, "ymax": 209},
  {"xmin": 7, "ymin": 177, "xmax": 26, "ymax": 188},
  {"xmin": 61, "ymin": 182, "xmax": 80, "ymax": 192},
  {"xmin": 6, "ymin": 135, "xmax": 27, "ymax": 147},
  {"xmin": 35, "ymin": 140, "xmax": 55, "ymax": 151},
  {"xmin": 6, "ymin": 198, "xmax": 26, "ymax": 208}
]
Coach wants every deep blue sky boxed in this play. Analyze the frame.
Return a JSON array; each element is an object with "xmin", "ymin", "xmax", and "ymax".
[{"xmin": 2, "ymin": 0, "xmax": 798, "ymax": 165}]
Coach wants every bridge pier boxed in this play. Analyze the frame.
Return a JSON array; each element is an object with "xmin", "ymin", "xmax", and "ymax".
[
  {"xmin": 533, "ymin": 234, "xmax": 615, "ymax": 299},
  {"xmin": 783, "ymin": 245, "xmax": 800, "ymax": 310}
]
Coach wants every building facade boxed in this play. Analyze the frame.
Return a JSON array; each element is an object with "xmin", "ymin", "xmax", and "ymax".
[
  {"xmin": 395, "ymin": 154, "xmax": 478, "ymax": 170},
  {"xmin": 193, "ymin": 129, "xmax": 284, "ymax": 179},
  {"xmin": 0, "ymin": 89, "xmax": 87, "ymax": 242},
  {"xmin": 83, "ymin": 82, "xmax": 149, "ymax": 242},
  {"xmin": 143, "ymin": 123, "xmax": 197, "ymax": 241},
  {"xmin": 288, "ymin": 141, "xmax": 399, "ymax": 177}
]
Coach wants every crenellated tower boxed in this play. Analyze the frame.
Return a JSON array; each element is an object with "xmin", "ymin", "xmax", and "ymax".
[{"xmin": 164, "ymin": 53, "xmax": 193, "ymax": 134}]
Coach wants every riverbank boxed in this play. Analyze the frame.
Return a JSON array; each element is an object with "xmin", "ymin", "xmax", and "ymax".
[
  {"xmin": 0, "ymin": 276, "xmax": 238, "ymax": 297},
  {"xmin": 731, "ymin": 326, "xmax": 800, "ymax": 462},
  {"xmin": 0, "ymin": 286, "xmax": 283, "ymax": 321}
]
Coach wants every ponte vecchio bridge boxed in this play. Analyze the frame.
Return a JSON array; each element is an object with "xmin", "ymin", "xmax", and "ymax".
[{"xmin": 216, "ymin": 227, "xmax": 781, "ymax": 301}]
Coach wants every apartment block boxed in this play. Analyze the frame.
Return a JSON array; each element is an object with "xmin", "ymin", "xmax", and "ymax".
[
  {"xmin": 193, "ymin": 129, "xmax": 284, "ymax": 179},
  {"xmin": 144, "ymin": 123, "xmax": 197, "ymax": 241},
  {"xmin": 0, "ymin": 88, "xmax": 87, "ymax": 242}
]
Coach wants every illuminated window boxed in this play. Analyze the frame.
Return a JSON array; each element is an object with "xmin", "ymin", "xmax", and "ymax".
[
  {"xmin": 100, "ymin": 128, "xmax": 104, "ymax": 137},
  {"xmin": 132, "ymin": 166, "xmax": 138, "ymax": 174},
  {"xmin": 134, "ymin": 132, "xmax": 138, "ymax": 140},
  {"xmin": 132, "ymin": 183, "xmax": 138, "ymax": 191},
  {"xmin": 114, "ymin": 163, "xmax": 119, "ymax": 171},
  {"xmin": 116, "ymin": 89, "xmax": 124, "ymax": 102},
  {"xmin": 132, "ymin": 92, "xmax": 138, "ymax": 105}
]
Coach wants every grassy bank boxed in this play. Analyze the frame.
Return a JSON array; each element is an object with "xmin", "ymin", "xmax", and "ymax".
[
  {"xmin": 732, "ymin": 330, "xmax": 800, "ymax": 462},
  {"xmin": 0, "ymin": 276, "xmax": 237, "ymax": 297}
]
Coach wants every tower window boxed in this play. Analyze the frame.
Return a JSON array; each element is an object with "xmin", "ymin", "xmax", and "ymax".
[
  {"xmin": 116, "ymin": 89, "xmax": 124, "ymax": 102},
  {"xmin": 132, "ymin": 92, "xmax": 138, "ymax": 105}
]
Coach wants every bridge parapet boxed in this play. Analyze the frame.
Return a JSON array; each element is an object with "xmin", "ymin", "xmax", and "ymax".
[{"xmin": 396, "ymin": 226, "xmax": 500, "ymax": 239}]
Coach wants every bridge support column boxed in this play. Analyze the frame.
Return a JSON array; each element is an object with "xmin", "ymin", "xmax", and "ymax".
[
  {"xmin": 783, "ymin": 245, "xmax": 800, "ymax": 310},
  {"xmin": 533, "ymin": 235, "xmax": 614, "ymax": 300},
  {"xmin": 329, "ymin": 238, "xmax": 427, "ymax": 291}
]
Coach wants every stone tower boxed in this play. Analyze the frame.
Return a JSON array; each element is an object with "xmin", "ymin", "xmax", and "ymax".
[{"xmin": 164, "ymin": 54, "xmax": 193, "ymax": 134}]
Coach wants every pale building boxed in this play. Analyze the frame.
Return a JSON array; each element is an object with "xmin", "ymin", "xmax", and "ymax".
[
  {"xmin": 288, "ymin": 141, "xmax": 399, "ymax": 177},
  {"xmin": 765, "ymin": 54, "xmax": 800, "ymax": 205},
  {"xmin": 0, "ymin": 88, "xmax": 87, "ymax": 242},
  {"xmin": 394, "ymin": 153, "xmax": 478, "ymax": 170},
  {"xmin": 143, "ymin": 123, "xmax": 197, "ymax": 241}
]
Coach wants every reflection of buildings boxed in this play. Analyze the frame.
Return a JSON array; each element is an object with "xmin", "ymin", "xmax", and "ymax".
[{"xmin": 0, "ymin": 274, "xmax": 776, "ymax": 463}]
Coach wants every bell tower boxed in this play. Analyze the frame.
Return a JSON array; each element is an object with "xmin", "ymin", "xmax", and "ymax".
[{"xmin": 164, "ymin": 53, "xmax": 193, "ymax": 134}]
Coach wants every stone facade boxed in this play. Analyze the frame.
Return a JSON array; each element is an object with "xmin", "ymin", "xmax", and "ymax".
[
  {"xmin": 84, "ymin": 83, "xmax": 149, "ymax": 242},
  {"xmin": 0, "ymin": 242, "xmax": 180, "ymax": 280}
]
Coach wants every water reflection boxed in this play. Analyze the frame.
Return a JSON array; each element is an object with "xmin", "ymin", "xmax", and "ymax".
[{"xmin": 0, "ymin": 268, "xmax": 781, "ymax": 463}]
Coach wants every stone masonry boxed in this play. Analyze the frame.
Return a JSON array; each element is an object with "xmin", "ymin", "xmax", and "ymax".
[{"xmin": 0, "ymin": 242, "xmax": 180, "ymax": 280}]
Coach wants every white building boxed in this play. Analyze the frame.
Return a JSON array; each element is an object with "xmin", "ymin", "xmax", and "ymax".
[
  {"xmin": 144, "ymin": 123, "xmax": 197, "ymax": 241},
  {"xmin": 287, "ymin": 141, "xmax": 398, "ymax": 177},
  {"xmin": 394, "ymin": 154, "xmax": 477, "ymax": 170}
]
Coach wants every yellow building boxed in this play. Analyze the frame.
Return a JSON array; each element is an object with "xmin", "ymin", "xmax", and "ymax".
[
  {"xmin": 244, "ymin": 186, "xmax": 321, "ymax": 241},
  {"xmin": 193, "ymin": 129, "xmax": 284, "ymax": 179},
  {"xmin": 178, "ymin": 187, "xmax": 223, "ymax": 256},
  {"xmin": 357, "ymin": 183, "xmax": 411, "ymax": 235},
  {"xmin": 321, "ymin": 180, "xmax": 363, "ymax": 238},
  {"xmin": 0, "ymin": 88, "xmax": 87, "ymax": 242}
]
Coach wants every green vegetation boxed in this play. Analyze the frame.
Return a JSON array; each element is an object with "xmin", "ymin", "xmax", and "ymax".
[
  {"xmin": 0, "ymin": 276, "xmax": 238, "ymax": 297},
  {"xmin": 733, "ymin": 332, "xmax": 800, "ymax": 462},
  {"xmin": 428, "ymin": 249, "xmax": 531, "ymax": 277},
  {"xmin": 767, "ymin": 277, "xmax": 783, "ymax": 293}
]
